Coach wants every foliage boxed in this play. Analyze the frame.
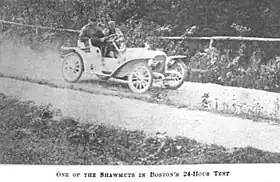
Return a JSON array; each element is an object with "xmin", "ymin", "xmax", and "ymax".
[
  {"xmin": 2, "ymin": 0, "xmax": 280, "ymax": 37},
  {"xmin": 184, "ymin": 41, "xmax": 280, "ymax": 92},
  {"xmin": 2, "ymin": 0, "xmax": 280, "ymax": 92}
]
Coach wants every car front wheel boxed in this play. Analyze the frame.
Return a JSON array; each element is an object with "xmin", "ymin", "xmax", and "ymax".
[{"xmin": 128, "ymin": 63, "xmax": 153, "ymax": 94}]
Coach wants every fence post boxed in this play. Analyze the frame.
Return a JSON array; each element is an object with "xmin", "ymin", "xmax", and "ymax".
[
  {"xmin": 35, "ymin": 15, "xmax": 41, "ymax": 36},
  {"xmin": 209, "ymin": 38, "xmax": 214, "ymax": 48},
  {"xmin": 0, "ymin": 21, "xmax": 3, "ymax": 31}
]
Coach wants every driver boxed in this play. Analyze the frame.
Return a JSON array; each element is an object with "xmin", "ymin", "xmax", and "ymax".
[
  {"xmin": 79, "ymin": 19, "xmax": 107, "ymax": 56},
  {"xmin": 91, "ymin": 22, "xmax": 106, "ymax": 49},
  {"xmin": 78, "ymin": 18, "xmax": 97, "ymax": 47}
]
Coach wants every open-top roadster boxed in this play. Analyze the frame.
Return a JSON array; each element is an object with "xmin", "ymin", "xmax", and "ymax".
[{"xmin": 60, "ymin": 34, "xmax": 189, "ymax": 94}]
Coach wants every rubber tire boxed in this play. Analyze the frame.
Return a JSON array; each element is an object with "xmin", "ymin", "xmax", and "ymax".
[
  {"xmin": 128, "ymin": 63, "xmax": 153, "ymax": 94},
  {"xmin": 62, "ymin": 52, "xmax": 84, "ymax": 83},
  {"xmin": 165, "ymin": 60, "xmax": 189, "ymax": 90}
]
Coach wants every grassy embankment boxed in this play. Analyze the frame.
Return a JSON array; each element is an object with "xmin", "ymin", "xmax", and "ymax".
[{"xmin": 1, "ymin": 93, "xmax": 280, "ymax": 165}]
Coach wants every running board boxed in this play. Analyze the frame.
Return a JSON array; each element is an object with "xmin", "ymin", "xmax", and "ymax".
[
  {"xmin": 91, "ymin": 69, "xmax": 113, "ymax": 76},
  {"xmin": 94, "ymin": 72, "xmax": 111, "ymax": 77},
  {"xmin": 102, "ymin": 70, "xmax": 112, "ymax": 74}
]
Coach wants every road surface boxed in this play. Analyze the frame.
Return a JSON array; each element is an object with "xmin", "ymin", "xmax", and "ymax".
[{"xmin": 1, "ymin": 77, "xmax": 280, "ymax": 153}]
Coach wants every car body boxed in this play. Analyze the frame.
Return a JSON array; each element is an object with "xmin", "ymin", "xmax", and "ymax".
[{"xmin": 60, "ymin": 35, "xmax": 189, "ymax": 94}]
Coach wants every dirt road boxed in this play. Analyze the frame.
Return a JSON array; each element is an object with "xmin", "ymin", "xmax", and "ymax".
[
  {"xmin": 1, "ymin": 77, "xmax": 280, "ymax": 153},
  {"xmin": 1, "ymin": 45, "xmax": 280, "ymax": 120}
]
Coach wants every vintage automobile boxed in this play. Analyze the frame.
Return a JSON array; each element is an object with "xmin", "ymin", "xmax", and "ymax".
[{"xmin": 60, "ymin": 34, "xmax": 189, "ymax": 94}]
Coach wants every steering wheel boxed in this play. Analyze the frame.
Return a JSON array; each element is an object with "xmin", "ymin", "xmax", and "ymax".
[
  {"xmin": 105, "ymin": 34, "xmax": 118, "ymax": 43},
  {"xmin": 105, "ymin": 34, "xmax": 127, "ymax": 53}
]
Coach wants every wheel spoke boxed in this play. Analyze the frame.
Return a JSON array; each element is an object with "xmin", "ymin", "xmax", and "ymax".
[
  {"xmin": 142, "ymin": 77, "xmax": 150, "ymax": 81},
  {"xmin": 135, "ymin": 71, "xmax": 142, "ymax": 79},
  {"xmin": 168, "ymin": 69, "xmax": 183, "ymax": 85},
  {"xmin": 133, "ymin": 73, "xmax": 139, "ymax": 78},
  {"xmin": 62, "ymin": 53, "xmax": 83, "ymax": 82},
  {"xmin": 129, "ymin": 65, "xmax": 152, "ymax": 93},
  {"xmin": 143, "ymin": 74, "xmax": 150, "ymax": 78},
  {"xmin": 134, "ymin": 74, "xmax": 141, "ymax": 80},
  {"xmin": 142, "ymin": 69, "xmax": 147, "ymax": 75},
  {"xmin": 137, "ymin": 82, "xmax": 142, "ymax": 89},
  {"xmin": 132, "ymin": 80, "xmax": 138, "ymax": 86},
  {"xmin": 140, "ymin": 83, "xmax": 144, "ymax": 89},
  {"xmin": 141, "ymin": 80, "xmax": 147, "ymax": 88},
  {"xmin": 135, "ymin": 81, "xmax": 140, "ymax": 89}
]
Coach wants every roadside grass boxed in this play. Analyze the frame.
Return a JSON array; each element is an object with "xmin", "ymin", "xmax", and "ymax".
[{"xmin": 1, "ymin": 93, "xmax": 280, "ymax": 165}]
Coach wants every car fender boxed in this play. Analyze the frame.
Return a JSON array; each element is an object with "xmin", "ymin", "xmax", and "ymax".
[
  {"xmin": 60, "ymin": 46, "xmax": 102, "ymax": 72},
  {"xmin": 60, "ymin": 47, "xmax": 87, "ymax": 71},
  {"xmin": 112, "ymin": 58, "xmax": 151, "ymax": 78},
  {"xmin": 60, "ymin": 48, "xmax": 85, "ymax": 72},
  {"xmin": 165, "ymin": 55, "xmax": 188, "ymax": 67},
  {"xmin": 166, "ymin": 55, "xmax": 187, "ymax": 63},
  {"xmin": 60, "ymin": 47, "xmax": 84, "ymax": 60}
]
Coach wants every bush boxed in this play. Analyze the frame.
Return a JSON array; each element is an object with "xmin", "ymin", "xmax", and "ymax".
[
  {"xmin": 182, "ymin": 42, "xmax": 280, "ymax": 92},
  {"xmin": 2, "ymin": 0, "xmax": 280, "ymax": 93}
]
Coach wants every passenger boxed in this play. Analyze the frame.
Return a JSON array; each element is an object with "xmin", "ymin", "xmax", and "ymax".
[
  {"xmin": 105, "ymin": 21, "xmax": 124, "ymax": 42},
  {"xmin": 103, "ymin": 21, "xmax": 125, "ymax": 57}
]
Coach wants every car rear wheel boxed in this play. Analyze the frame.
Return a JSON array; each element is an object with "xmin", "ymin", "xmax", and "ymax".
[
  {"xmin": 128, "ymin": 63, "xmax": 153, "ymax": 94},
  {"xmin": 62, "ymin": 52, "xmax": 84, "ymax": 83}
]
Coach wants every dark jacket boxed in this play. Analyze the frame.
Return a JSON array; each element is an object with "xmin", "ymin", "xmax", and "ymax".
[
  {"xmin": 91, "ymin": 30, "xmax": 105, "ymax": 47},
  {"xmin": 78, "ymin": 23, "xmax": 105, "ymax": 47},
  {"xmin": 78, "ymin": 23, "xmax": 95, "ymax": 42}
]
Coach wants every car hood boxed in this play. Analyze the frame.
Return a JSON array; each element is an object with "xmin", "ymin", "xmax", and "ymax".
[{"xmin": 123, "ymin": 48, "xmax": 166, "ymax": 61}]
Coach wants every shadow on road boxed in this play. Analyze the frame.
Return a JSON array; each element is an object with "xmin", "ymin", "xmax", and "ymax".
[{"xmin": 78, "ymin": 78, "xmax": 130, "ymax": 90}]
